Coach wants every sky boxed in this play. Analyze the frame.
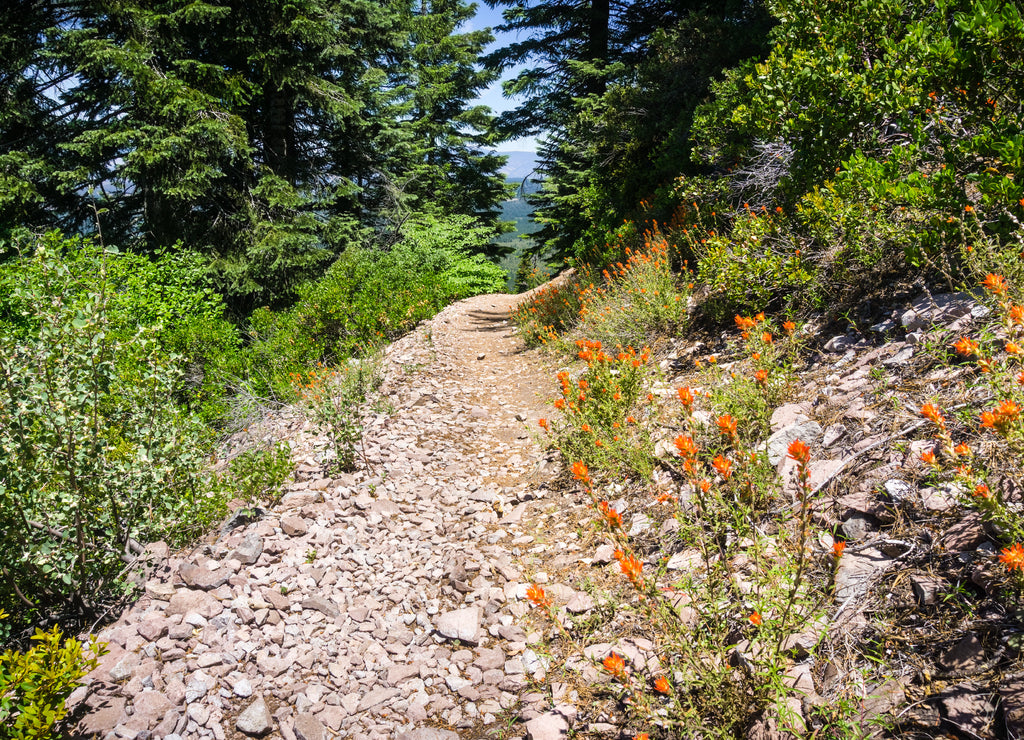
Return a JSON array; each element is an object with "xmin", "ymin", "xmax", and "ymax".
[{"xmin": 465, "ymin": 3, "xmax": 540, "ymax": 153}]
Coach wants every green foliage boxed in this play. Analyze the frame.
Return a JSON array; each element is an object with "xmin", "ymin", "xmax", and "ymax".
[
  {"xmin": 0, "ymin": 235, "xmax": 227, "ymax": 619},
  {"xmin": 214, "ymin": 442, "xmax": 293, "ymax": 508},
  {"xmin": 292, "ymin": 359, "xmax": 382, "ymax": 473},
  {"xmin": 1, "ymin": 0, "xmax": 509, "ymax": 311},
  {"xmin": 0, "ymin": 609, "xmax": 106, "ymax": 740},
  {"xmin": 248, "ymin": 214, "xmax": 506, "ymax": 392}
]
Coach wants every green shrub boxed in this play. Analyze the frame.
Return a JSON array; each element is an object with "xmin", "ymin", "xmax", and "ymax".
[
  {"xmin": 0, "ymin": 235, "xmax": 226, "ymax": 620},
  {"xmin": 0, "ymin": 609, "xmax": 105, "ymax": 740},
  {"xmin": 213, "ymin": 441, "xmax": 293, "ymax": 508},
  {"xmin": 248, "ymin": 214, "xmax": 506, "ymax": 394}
]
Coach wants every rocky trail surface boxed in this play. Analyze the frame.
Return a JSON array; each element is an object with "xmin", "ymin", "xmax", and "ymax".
[{"xmin": 69, "ymin": 290, "xmax": 580, "ymax": 740}]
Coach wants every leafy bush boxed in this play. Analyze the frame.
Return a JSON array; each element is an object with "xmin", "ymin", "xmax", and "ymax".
[
  {"xmin": 248, "ymin": 214, "xmax": 506, "ymax": 393},
  {"xmin": 213, "ymin": 441, "xmax": 293, "ymax": 508},
  {"xmin": 0, "ymin": 235, "xmax": 227, "ymax": 620},
  {"xmin": 0, "ymin": 609, "xmax": 105, "ymax": 740},
  {"xmin": 291, "ymin": 356, "xmax": 382, "ymax": 474}
]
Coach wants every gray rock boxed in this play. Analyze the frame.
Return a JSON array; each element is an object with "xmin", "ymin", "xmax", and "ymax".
[
  {"xmin": 770, "ymin": 403, "xmax": 811, "ymax": 432},
  {"xmin": 356, "ymin": 687, "xmax": 398, "ymax": 712},
  {"xmin": 841, "ymin": 514, "xmax": 875, "ymax": 541},
  {"xmin": 236, "ymin": 697, "xmax": 273, "ymax": 736},
  {"xmin": 435, "ymin": 607, "xmax": 481, "ymax": 645},
  {"xmin": 940, "ymin": 632, "xmax": 986, "ymax": 674},
  {"xmin": 940, "ymin": 689, "xmax": 996, "ymax": 738},
  {"xmin": 397, "ymin": 729, "xmax": 460, "ymax": 740},
  {"xmin": 882, "ymin": 345, "xmax": 914, "ymax": 366},
  {"xmin": 179, "ymin": 562, "xmax": 230, "ymax": 591},
  {"xmin": 1001, "ymin": 676, "xmax": 1024, "ymax": 740},
  {"xmin": 767, "ymin": 421, "xmax": 822, "ymax": 466},
  {"xmin": 628, "ymin": 513, "xmax": 652, "ymax": 536},
  {"xmin": 824, "ymin": 335, "xmax": 859, "ymax": 353},
  {"xmin": 281, "ymin": 516, "xmax": 309, "ymax": 536},
  {"xmin": 565, "ymin": 592, "xmax": 595, "ymax": 613},
  {"xmin": 524, "ymin": 710, "xmax": 569, "ymax": 740},
  {"xmin": 834, "ymin": 547, "xmax": 894, "ymax": 601},
  {"xmin": 131, "ymin": 690, "xmax": 172, "ymax": 729},
  {"xmin": 292, "ymin": 713, "xmax": 325, "ymax": 740},
  {"xmin": 300, "ymin": 595, "xmax": 339, "ymax": 617},
  {"xmin": 942, "ymin": 511, "xmax": 988, "ymax": 552},
  {"xmin": 901, "ymin": 292, "xmax": 977, "ymax": 331},
  {"xmin": 165, "ymin": 589, "xmax": 224, "ymax": 618},
  {"xmin": 231, "ymin": 534, "xmax": 264, "ymax": 565}
]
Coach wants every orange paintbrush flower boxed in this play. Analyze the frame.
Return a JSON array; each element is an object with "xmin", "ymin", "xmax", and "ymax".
[
  {"xmin": 983, "ymin": 273, "xmax": 1008, "ymax": 297},
  {"xmin": 717, "ymin": 415, "xmax": 738, "ymax": 437},
  {"xmin": 620, "ymin": 555, "xmax": 643, "ymax": 584},
  {"xmin": 920, "ymin": 403, "xmax": 946, "ymax": 429},
  {"xmin": 653, "ymin": 676, "xmax": 671, "ymax": 694},
  {"xmin": 526, "ymin": 584, "xmax": 552, "ymax": 608},
  {"xmin": 953, "ymin": 337, "xmax": 979, "ymax": 356},
  {"xmin": 787, "ymin": 439, "xmax": 810, "ymax": 464},
  {"xmin": 674, "ymin": 435, "xmax": 698, "ymax": 459},
  {"xmin": 677, "ymin": 386, "xmax": 695, "ymax": 407},
  {"xmin": 602, "ymin": 652, "xmax": 626, "ymax": 677},
  {"xmin": 1000, "ymin": 543, "xmax": 1024, "ymax": 571},
  {"xmin": 712, "ymin": 455, "xmax": 732, "ymax": 479}
]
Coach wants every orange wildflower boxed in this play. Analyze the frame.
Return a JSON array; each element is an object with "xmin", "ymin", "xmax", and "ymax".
[
  {"xmin": 954, "ymin": 443, "xmax": 971, "ymax": 457},
  {"xmin": 973, "ymin": 484, "xmax": 991, "ymax": 499},
  {"xmin": 653, "ymin": 676, "xmax": 671, "ymax": 694},
  {"xmin": 712, "ymin": 455, "xmax": 732, "ymax": 479},
  {"xmin": 1000, "ymin": 543, "xmax": 1024, "ymax": 571},
  {"xmin": 698, "ymin": 479, "xmax": 711, "ymax": 493},
  {"xmin": 1007, "ymin": 342, "xmax": 1023, "ymax": 355},
  {"xmin": 554, "ymin": 398, "xmax": 566, "ymax": 410},
  {"xmin": 832, "ymin": 540, "xmax": 846, "ymax": 558},
  {"xmin": 920, "ymin": 403, "xmax": 946, "ymax": 429},
  {"xmin": 761, "ymin": 331, "xmax": 773, "ymax": 344},
  {"xmin": 920, "ymin": 450, "xmax": 937, "ymax": 466},
  {"xmin": 633, "ymin": 734, "xmax": 650, "ymax": 740},
  {"xmin": 953, "ymin": 337, "xmax": 979, "ymax": 356},
  {"xmin": 602, "ymin": 652, "xmax": 626, "ymax": 678},
  {"xmin": 997, "ymin": 398, "xmax": 1021, "ymax": 422},
  {"xmin": 708, "ymin": 355, "xmax": 717, "ymax": 364},
  {"xmin": 787, "ymin": 439, "xmax": 811, "ymax": 464},
  {"xmin": 674, "ymin": 435, "xmax": 698, "ymax": 458},
  {"xmin": 717, "ymin": 414, "xmax": 738, "ymax": 437},
  {"xmin": 677, "ymin": 386, "xmax": 695, "ymax": 407},
  {"xmin": 735, "ymin": 315, "xmax": 756, "ymax": 330},
  {"xmin": 749, "ymin": 611, "xmax": 763, "ymax": 626},
  {"xmin": 783, "ymin": 320, "xmax": 796, "ymax": 334},
  {"xmin": 538, "ymin": 418, "xmax": 548, "ymax": 430},
  {"xmin": 598, "ymin": 501, "xmax": 623, "ymax": 529},
  {"xmin": 983, "ymin": 273, "xmax": 1008, "ymax": 296},
  {"xmin": 571, "ymin": 461, "xmax": 590, "ymax": 482},
  {"xmin": 527, "ymin": 584, "xmax": 552, "ymax": 608},
  {"xmin": 754, "ymin": 369, "xmax": 768, "ymax": 384},
  {"xmin": 1010, "ymin": 305, "xmax": 1024, "ymax": 326},
  {"xmin": 620, "ymin": 555, "xmax": 644, "ymax": 584}
]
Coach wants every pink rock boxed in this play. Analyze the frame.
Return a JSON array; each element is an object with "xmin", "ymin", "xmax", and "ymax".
[{"xmin": 165, "ymin": 588, "xmax": 224, "ymax": 618}]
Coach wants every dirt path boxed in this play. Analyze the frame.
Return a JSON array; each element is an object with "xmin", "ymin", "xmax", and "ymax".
[{"xmin": 70, "ymin": 291, "xmax": 577, "ymax": 740}]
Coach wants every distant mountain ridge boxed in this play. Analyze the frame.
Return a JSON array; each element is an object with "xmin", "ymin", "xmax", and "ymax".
[{"xmin": 497, "ymin": 150, "xmax": 538, "ymax": 180}]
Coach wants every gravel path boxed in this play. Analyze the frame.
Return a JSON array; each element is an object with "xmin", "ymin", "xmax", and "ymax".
[{"xmin": 71, "ymin": 291, "xmax": 572, "ymax": 740}]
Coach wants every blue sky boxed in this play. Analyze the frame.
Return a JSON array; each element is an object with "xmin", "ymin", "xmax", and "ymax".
[{"xmin": 465, "ymin": 2, "xmax": 540, "ymax": 153}]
